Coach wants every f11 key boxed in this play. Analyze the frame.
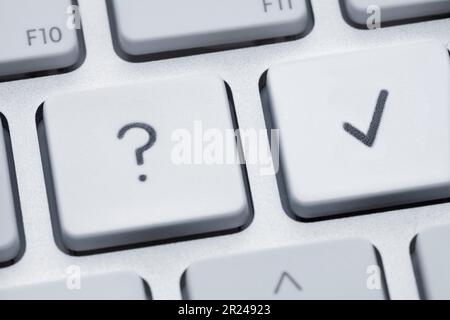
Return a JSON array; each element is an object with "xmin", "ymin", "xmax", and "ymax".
[{"xmin": 108, "ymin": 0, "xmax": 312, "ymax": 60}]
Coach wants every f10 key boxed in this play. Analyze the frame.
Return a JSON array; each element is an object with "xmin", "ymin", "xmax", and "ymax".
[{"xmin": 0, "ymin": 0, "xmax": 84, "ymax": 80}]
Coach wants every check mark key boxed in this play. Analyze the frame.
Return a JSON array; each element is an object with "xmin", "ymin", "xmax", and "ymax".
[
  {"xmin": 343, "ymin": 90, "xmax": 389, "ymax": 148},
  {"xmin": 265, "ymin": 41, "xmax": 450, "ymax": 219}
]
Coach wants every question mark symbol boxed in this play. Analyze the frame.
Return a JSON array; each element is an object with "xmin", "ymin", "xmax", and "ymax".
[{"xmin": 117, "ymin": 122, "xmax": 157, "ymax": 182}]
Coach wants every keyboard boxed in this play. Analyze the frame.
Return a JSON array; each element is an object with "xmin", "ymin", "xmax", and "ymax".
[{"xmin": 0, "ymin": 0, "xmax": 450, "ymax": 300}]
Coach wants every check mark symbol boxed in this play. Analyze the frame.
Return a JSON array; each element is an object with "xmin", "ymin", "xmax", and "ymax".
[{"xmin": 343, "ymin": 90, "xmax": 389, "ymax": 147}]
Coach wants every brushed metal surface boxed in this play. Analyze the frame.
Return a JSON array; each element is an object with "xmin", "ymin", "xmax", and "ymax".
[{"xmin": 0, "ymin": 0, "xmax": 449, "ymax": 300}]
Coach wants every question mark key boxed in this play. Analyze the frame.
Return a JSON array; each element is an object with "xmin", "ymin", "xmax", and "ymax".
[{"xmin": 40, "ymin": 75, "xmax": 252, "ymax": 253}]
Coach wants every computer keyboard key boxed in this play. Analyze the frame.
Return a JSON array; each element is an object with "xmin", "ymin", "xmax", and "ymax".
[
  {"xmin": 42, "ymin": 75, "xmax": 251, "ymax": 253},
  {"xmin": 108, "ymin": 0, "xmax": 311, "ymax": 58},
  {"xmin": 0, "ymin": 272, "xmax": 149, "ymax": 300},
  {"xmin": 183, "ymin": 239, "xmax": 388, "ymax": 300},
  {"xmin": 412, "ymin": 225, "xmax": 450, "ymax": 300},
  {"xmin": 264, "ymin": 41, "xmax": 450, "ymax": 219},
  {"xmin": 341, "ymin": 0, "xmax": 450, "ymax": 28},
  {"xmin": 0, "ymin": 0, "xmax": 82, "ymax": 78},
  {"xmin": 0, "ymin": 122, "xmax": 20, "ymax": 265}
]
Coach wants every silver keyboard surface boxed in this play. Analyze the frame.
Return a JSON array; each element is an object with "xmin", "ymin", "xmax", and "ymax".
[{"xmin": 1, "ymin": 0, "xmax": 450, "ymax": 300}]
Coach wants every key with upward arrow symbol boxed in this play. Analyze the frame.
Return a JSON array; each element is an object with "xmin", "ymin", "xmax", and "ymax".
[
  {"xmin": 182, "ymin": 240, "xmax": 388, "ymax": 299},
  {"xmin": 274, "ymin": 271, "xmax": 302, "ymax": 295}
]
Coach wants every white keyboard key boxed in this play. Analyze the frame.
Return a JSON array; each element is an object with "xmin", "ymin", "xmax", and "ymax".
[
  {"xmin": 42, "ymin": 75, "xmax": 251, "ymax": 253},
  {"xmin": 0, "ymin": 0, "xmax": 82, "ymax": 78},
  {"xmin": 0, "ymin": 272, "xmax": 149, "ymax": 300},
  {"xmin": 341, "ymin": 0, "xmax": 450, "ymax": 28},
  {"xmin": 109, "ymin": 0, "xmax": 311, "ymax": 58},
  {"xmin": 413, "ymin": 225, "xmax": 450, "ymax": 299},
  {"xmin": 264, "ymin": 41, "xmax": 450, "ymax": 219},
  {"xmin": 0, "ymin": 121, "xmax": 20, "ymax": 265},
  {"xmin": 183, "ymin": 239, "xmax": 388, "ymax": 300}
]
